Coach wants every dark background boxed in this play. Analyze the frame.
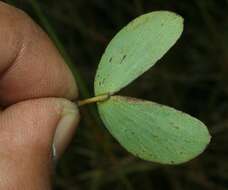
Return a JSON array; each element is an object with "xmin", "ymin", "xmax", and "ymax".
[{"xmin": 4, "ymin": 0, "xmax": 228, "ymax": 189}]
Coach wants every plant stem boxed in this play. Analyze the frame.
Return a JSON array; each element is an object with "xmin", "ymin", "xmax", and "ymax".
[{"xmin": 77, "ymin": 94, "xmax": 110, "ymax": 106}]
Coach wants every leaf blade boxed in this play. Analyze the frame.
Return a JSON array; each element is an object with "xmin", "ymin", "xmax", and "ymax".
[
  {"xmin": 94, "ymin": 11, "xmax": 183, "ymax": 95},
  {"xmin": 98, "ymin": 96, "xmax": 211, "ymax": 164}
]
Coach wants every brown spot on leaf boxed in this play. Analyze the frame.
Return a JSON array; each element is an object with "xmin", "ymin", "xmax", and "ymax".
[
  {"xmin": 152, "ymin": 134, "xmax": 158, "ymax": 138},
  {"xmin": 120, "ymin": 55, "xmax": 127, "ymax": 64},
  {"xmin": 170, "ymin": 160, "xmax": 175, "ymax": 164},
  {"xmin": 174, "ymin": 125, "xmax": 180, "ymax": 129},
  {"xmin": 113, "ymin": 95, "xmax": 147, "ymax": 103}
]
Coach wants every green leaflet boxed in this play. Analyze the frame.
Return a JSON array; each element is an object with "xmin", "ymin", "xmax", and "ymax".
[
  {"xmin": 94, "ymin": 11, "xmax": 183, "ymax": 95},
  {"xmin": 98, "ymin": 96, "xmax": 211, "ymax": 164}
]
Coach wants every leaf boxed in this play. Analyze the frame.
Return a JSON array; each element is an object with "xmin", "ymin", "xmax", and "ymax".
[
  {"xmin": 97, "ymin": 96, "xmax": 211, "ymax": 164},
  {"xmin": 94, "ymin": 11, "xmax": 183, "ymax": 95}
]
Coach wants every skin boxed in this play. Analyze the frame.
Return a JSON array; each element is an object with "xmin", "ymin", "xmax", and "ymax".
[{"xmin": 0, "ymin": 2, "xmax": 80, "ymax": 189}]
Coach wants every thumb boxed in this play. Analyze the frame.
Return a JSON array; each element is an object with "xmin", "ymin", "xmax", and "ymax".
[{"xmin": 0, "ymin": 97, "xmax": 79, "ymax": 189}]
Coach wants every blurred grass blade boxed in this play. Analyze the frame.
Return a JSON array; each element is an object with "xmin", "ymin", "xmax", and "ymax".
[{"xmin": 28, "ymin": 0, "xmax": 89, "ymax": 98}]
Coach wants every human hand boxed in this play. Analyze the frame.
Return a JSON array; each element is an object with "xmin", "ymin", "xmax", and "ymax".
[{"xmin": 0, "ymin": 2, "xmax": 80, "ymax": 189}]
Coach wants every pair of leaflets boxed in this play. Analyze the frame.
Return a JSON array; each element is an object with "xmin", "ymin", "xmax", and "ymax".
[{"xmin": 93, "ymin": 11, "xmax": 210, "ymax": 164}]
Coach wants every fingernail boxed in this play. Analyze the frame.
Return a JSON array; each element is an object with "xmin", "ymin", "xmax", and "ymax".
[{"xmin": 53, "ymin": 100, "xmax": 80, "ymax": 160}]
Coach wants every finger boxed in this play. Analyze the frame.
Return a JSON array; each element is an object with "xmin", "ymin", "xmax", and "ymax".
[
  {"xmin": 0, "ymin": 2, "xmax": 80, "ymax": 159},
  {"xmin": 0, "ymin": 2, "xmax": 78, "ymax": 106},
  {"xmin": 0, "ymin": 97, "xmax": 79, "ymax": 189}
]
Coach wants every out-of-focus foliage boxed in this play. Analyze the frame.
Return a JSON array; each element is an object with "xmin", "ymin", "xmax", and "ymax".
[{"xmin": 6, "ymin": 0, "xmax": 228, "ymax": 189}]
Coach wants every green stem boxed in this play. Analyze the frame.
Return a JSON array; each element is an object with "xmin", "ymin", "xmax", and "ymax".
[{"xmin": 77, "ymin": 94, "xmax": 110, "ymax": 107}]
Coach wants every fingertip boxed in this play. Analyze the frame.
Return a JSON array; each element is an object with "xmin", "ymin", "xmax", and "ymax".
[
  {"xmin": 0, "ymin": 97, "xmax": 80, "ymax": 188},
  {"xmin": 0, "ymin": 2, "xmax": 79, "ymax": 105},
  {"xmin": 53, "ymin": 99, "xmax": 80, "ymax": 159},
  {"xmin": 0, "ymin": 98, "xmax": 80, "ymax": 160}
]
